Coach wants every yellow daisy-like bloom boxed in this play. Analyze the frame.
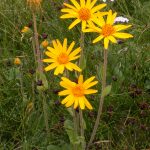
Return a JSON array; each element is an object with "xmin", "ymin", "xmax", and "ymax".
[
  {"xmin": 60, "ymin": 0, "xmax": 107, "ymax": 30},
  {"xmin": 84, "ymin": 10, "xmax": 133, "ymax": 49},
  {"xmin": 59, "ymin": 75, "xmax": 98, "ymax": 110},
  {"xmin": 43, "ymin": 38, "xmax": 82, "ymax": 75}
]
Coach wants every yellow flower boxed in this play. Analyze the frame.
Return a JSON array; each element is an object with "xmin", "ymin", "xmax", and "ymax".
[
  {"xmin": 43, "ymin": 38, "xmax": 81, "ymax": 75},
  {"xmin": 84, "ymin": 10, "xmax": 133, "ymax": 49},
  {"xmin": 21, "ymin": 26, "xmax": 30, "ymax": 33},
  {"xmin": 14, "ymin": 57, "xmax": 21, "ymax": 65},
  {"xmin": 59, "ymin": 75, "xmax": 98, "ymax": 110},
  {"xmin": 41, "ymin": 40, "xmax": 49, "ymax": 48},
  {"xmin": 60, "ymin": 0, "xmax": 107, "ymax": 30}
]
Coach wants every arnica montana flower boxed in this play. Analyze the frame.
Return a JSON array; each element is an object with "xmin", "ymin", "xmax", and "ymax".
[
  {"xmin": 43, "ymin": 38, "xmax": 81, "ymax": 75},
  {"xmin": 60, "ymin": 0, "xmax": 107, "ymax": 30},
  {"xmin": 84, "ymin": 10, "xmax": 133, "ymax": 49},
  {"xmin": 59, "ymin": 75, "xmax": 98, "ymax": 110}
]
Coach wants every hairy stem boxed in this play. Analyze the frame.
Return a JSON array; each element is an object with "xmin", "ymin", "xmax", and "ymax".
[
  {"xmin": 32, "ymin": 12, "xmax": 42, "ymax": 73},
  {"xmin": 79, "ymin": 109, "xmax": 85, "ymax": 150},
  {"xmin": 41, "ymin": 92, "xmax": 50, "ymax": 135},
  {"xmin": 87, "ymin": 49, "xmax": 108, "ymax": 149}
]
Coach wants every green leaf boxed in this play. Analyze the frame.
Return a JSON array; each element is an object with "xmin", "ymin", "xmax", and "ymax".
[
  {"xmin": 80, "ymin": 55, "xmax": 86, "ymax": 70},
  {"xmin": 102, "ymin": 85, "xmax": 112, "ymax": 97},
  {"xmin": 97, "ymin": 63, "xmax": 103, "ymax": 82},
  {"xmin": 64, "ymin": 120, "xmax": 81, "ymax": 145}
]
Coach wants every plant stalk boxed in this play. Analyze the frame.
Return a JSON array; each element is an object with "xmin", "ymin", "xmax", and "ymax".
[
  {"xmin": 41, "ymin": 92, "xmax": 50, "ymax": 135},
  {"xmin": 79, "ymin": 109, "xmax": 85, "ymax": 150},
  {"xmin": 32, "ymin": 12, "xmax": 42, "ymax": 73},
  {"xmin": 86, "ymin": 49, "xmax": 108, "ymax": 149}
]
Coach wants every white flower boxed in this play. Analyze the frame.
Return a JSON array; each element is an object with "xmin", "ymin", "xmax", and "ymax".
[{"xmin": 114, "ymin": 16, "xmax": 129, "ymax": 23}]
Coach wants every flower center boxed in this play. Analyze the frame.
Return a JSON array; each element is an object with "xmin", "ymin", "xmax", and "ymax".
[
  {"xmin": 57, "ymin": 53, "xmax": 69, "ymax": 64},
  {"xmin": 102, "ymin": 24, "xmax": 115, "ymax": 37},
  {"xmin": 78, "ymin": 8, "xmax": 91, "ymax": 21},
  {"xmin": 72, "ymin": 85, "xmax": 84, "ymax": 97}
]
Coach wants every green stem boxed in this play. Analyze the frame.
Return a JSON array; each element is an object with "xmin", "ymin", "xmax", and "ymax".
[
  {"xmin": 73, "ymin": 109, "xmax": 78, "ymax": 150},
  {"xmin": 79, "ymin": 31, "xmax": 84, "ymax": 67},
  {"xmin": 79, "ymin": 109, "xmax": 85, "ymax": 150},
  {"xmin": 87, "ymin": 49, "xmax": 108, "ymax": 150},
  {"xmin": 41, "ymin": 92, "xmax": 50, "ymax": 135},
  {"xmin": 32, "ymin": 12, "xmax": 42, "ymax": 73}
]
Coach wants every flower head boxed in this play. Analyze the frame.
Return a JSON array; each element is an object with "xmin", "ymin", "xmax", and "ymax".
[
  {"xmin": 43, "ymin": 38, "xmax": 81, "ymax": 75},
  {"xmin": 41, "ymin": 40, "xmax": 49, "ymax": 48},
  {"xmin": 60, "ymin": 0, "xmax": 107, "ymax": 30},
  {"xmin": 14, "ymin": 57, "xmax": 21, "ymax": 65},
  {"xmin": 59, "ymin": 75, "xmax": 98, "ymax": 110},
  {"xmin": 21, "ymin": 26, "xmax": 30, "ymax": 33},
  {"xmin": 84, "ymin": 10, "xmax": 133, "ymax": 49}
]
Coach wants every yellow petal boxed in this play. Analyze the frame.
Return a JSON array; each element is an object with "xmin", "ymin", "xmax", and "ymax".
[
  {"xmin": 44, "ymin": 63, "xmax": 57, "ymax": 71},
  {"xmin": 104, "ymin": 38, "xmax": 109, "ymax": 49},
  {"xmin": 114, "ymin": 25, "xmax": 132, "ymax": 32},
  {"xmin": 84, "ymin": 97, "xmax": 93, "ymax": 110},
  {"xmin": 113, "ymin": 32, "xmax": 133, "ymax": 39},
  {"xmin": 56, "ymin": 39, "xmax": 63, "ymax": 50},
  {"xmin": 107, "ymin": 36, "xmax": 117, "ymax": 43},
  {"xmin": 93, "ymin": 35, "xmax": 104, "ymax": 43},
  {"xmin": 69, "ymin": 19, "xmax": 81, "ymax": 29},
  {"xmin": 84, "ymin": 76, "xmax": 95, "ymax": 86},
  {"xmin": 63, "ymin": 38, "xmax": 67, "ymax": 52},
  {"xmin": 69, "ymin": 55, "xmax": 80, "ymax": 61},
  {"xmin": 43, "ymin": 59, "xmax": 55, "ymax": 63},
  {"xmin": 52, "ymin": 40, "xmax": 59, "ymax": 50},
  {"xmin": 69, "ymin": 47, "xmax": 81, "ymax": 58},
  {"xmin": 45, "ymin": 51, "xmax": 57, "ymax": 58},
  {"xmin": 70, "ymin": 0, "xmax": 80, "ymax": 9},
  {"xmin": 86, "ymin": 0, "xmax": 91, "ymax": 7},
  {"xmin": 47, "ymin": 47, "xmax": 59, "ymax": 55},
  {"xmin": 91, "ymin": 4, "xmax": 107, "ymax": 13},
  {"xmin": 61, "ymin": 77, "xmax": 76, "ymax": 87},
  {"xmin": 84, "ymin": 81, "xmax": 98, "ymax": 89},
  {"xmin": 59, "ymin": 90, "xmax": 70, "ymax": 96},
  {"xmin": 61, "ymin": 95, "xmax": 73, "ymax": 104},
  {"xmin": 79, "ymin": 97, "xmax": 85, "ymax": 109},
  {"xmin": 80, "ymin": 0, "xmax": 85, "ymax": 7},
  {"xmin": 54, "ymin": 65, "xmax": 64, "ymax": 75},
  {"xmin": 68, "ymin": 62, "xmax": 82, "ymax": 72},
  {"xmin": 60, "ymin": 81, "xmax": 71, "ymax": 89},
  {"xmin": 78, "ymin": 75, "xmax": 83, "ymax": 84},
  {"xmin": 82, "ymin": 21, "xmax": 87, "ymax": 30},
  {"xmin": 65, "ymin": 96, "xmax": 75, "ymax": 107},
  {"xmin": 63, "ymin": 3, "xmax": 78, "ymax": 11},
  {"xmin": 65, "ymin": 63, "xmax": 74, "ymax": 71},
  {"xmin": 60, "ymin": 14, "xmax": 77, "ymax": 19},
  {"xmin": 74, "ymin": 98, "xmax": 79, "ymax": 109},
  {"xmin": 94, "ymin": 14, "xmax": 105, "ymax": 27},
  {"xmin": 84, "ymin": 89, "xmax": 98, "ymax": 94},
  {"xmin": 67, "ymin": 41, "xmax": 75, "ymax": 54},
  {"xmin": 90, "ymin": 0, "xmax": 97, "ymax": 9}
]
